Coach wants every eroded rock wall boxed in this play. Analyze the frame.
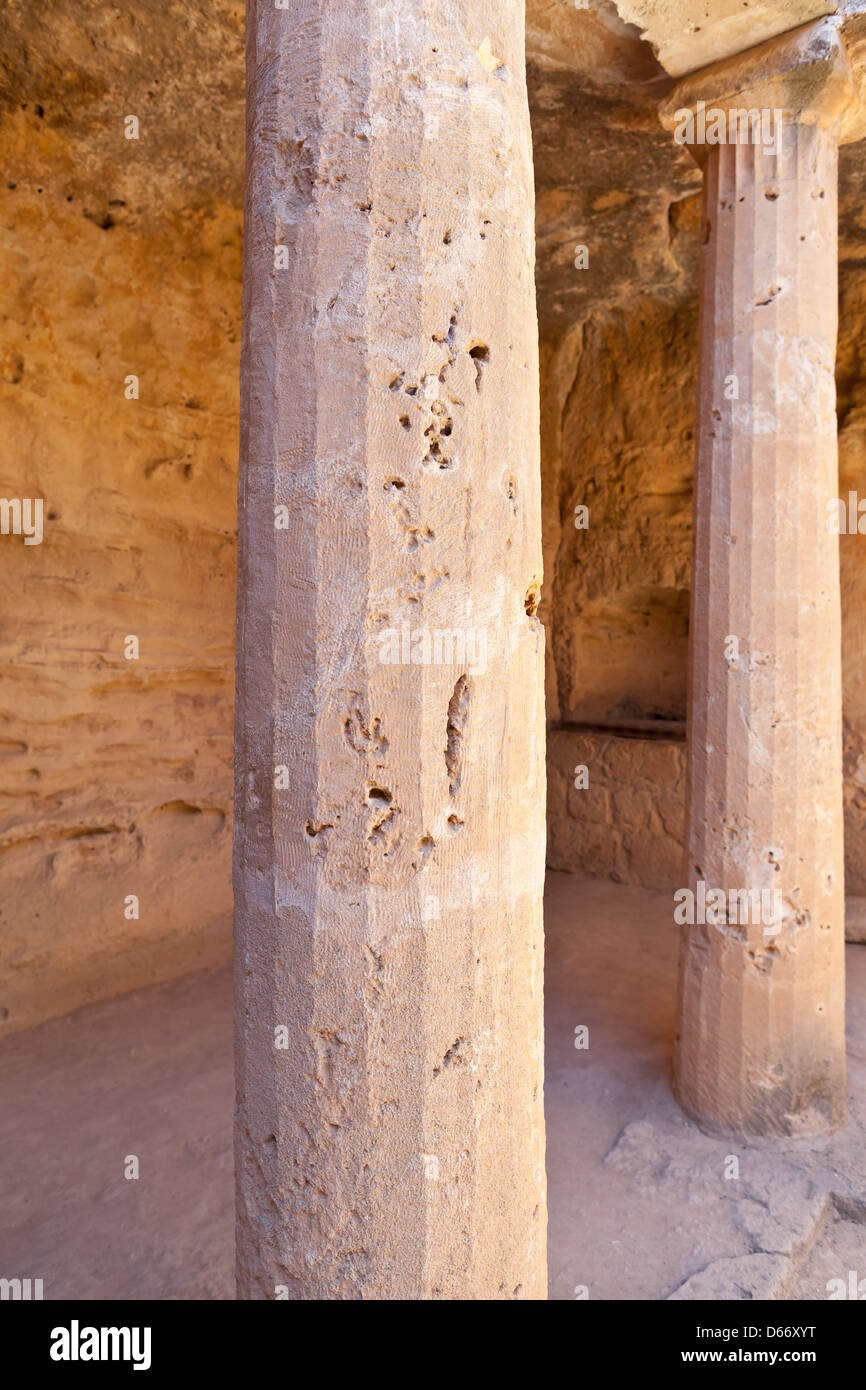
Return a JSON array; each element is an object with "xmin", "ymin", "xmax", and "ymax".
[
  {"xmin": 545, "ymin": 253, "xmax": 866, "ymax": 897},
  {"xmin": 4, "ymin": 0, "xmax": 866, "ymax": 1035},
  {"xmin": 0, "ymin": 2, "xmax": 244, "ymax": 1035}
]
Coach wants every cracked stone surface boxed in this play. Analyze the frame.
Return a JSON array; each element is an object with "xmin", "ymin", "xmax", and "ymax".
[
  {"xmin": 668, "ymin": 1254, "xmax": 796, "ymax": 1301},
  {"xmin": 544, "ymin": 874, "xmax": 866, "ymax": 1299}
]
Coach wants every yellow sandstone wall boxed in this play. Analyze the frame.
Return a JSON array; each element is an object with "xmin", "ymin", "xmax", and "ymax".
[
  {"xmin": 3, "ymin": 2, "xmax": 866, "ymax": 1035},
  {"xmin": 544, "ymin": 265, "xmax": 866, "ymax": 896},
  {"xmin": 0, "ymin": 9, "xmax": 244, "ymax": 1034}
]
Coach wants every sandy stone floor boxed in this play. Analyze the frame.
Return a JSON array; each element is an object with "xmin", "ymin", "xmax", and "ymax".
[
  {"xmin": 545, "ymin": 877, "xmax": 866, "ymax": 1301},
  {"xmin": 1, "ymin": 874, "xmax": 863, "ymax": 1300}
]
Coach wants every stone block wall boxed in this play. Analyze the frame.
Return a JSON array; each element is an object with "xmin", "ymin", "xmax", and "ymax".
[{"xmin": 547, "ymin": 727, "xmax": 685, "ymax": 890}]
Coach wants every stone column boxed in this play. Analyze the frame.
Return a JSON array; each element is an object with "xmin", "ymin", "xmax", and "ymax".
[
  {"xmin": 234, "ymin": 0, "xmax": 546, "ymax": 1297},
  {"xmin": 661, "ymin": 19, "xmax": 859, "ymax": 1137}
]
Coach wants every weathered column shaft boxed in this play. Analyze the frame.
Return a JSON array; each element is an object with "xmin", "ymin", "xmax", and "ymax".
[
  {"xmin": 662, "ymin": 19, "xmax": 857, "ymax": 1136},
  {"xmin": 234, "ymin": 0, "xmax": 547, "ymax": 1297}
]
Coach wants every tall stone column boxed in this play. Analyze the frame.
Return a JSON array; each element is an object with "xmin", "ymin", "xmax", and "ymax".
[
  {"xmin": 661, "ymin": 19, "xmax": 859, "ymax": 1137},
  {"xmin": 234, "ymin": 1, "xmax": 547, "ymax": 1297}
]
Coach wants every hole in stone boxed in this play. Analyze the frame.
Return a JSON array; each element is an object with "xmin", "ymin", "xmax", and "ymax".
[
  {"xmin": 468, "ymin": 343, "xmax": 489, "ymax": 390},
  {"xmin": 755, "ymin": 285, "xmax": 781, "ymax": 307},
  {"xmin": 445, "ymin": 676, "xmax": 470, "ymax": 796},
  {"xmin": 433, "ymin": 1037, "xmax": 465, "ymax": 1074},
  {"xmin": 305, "ymin": 819, "xmax": 334, "ymax": 837}
]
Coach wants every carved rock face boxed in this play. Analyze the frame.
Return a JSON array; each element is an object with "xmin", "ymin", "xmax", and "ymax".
[{"xmin": 3, "ymin": 0, "xmax": 866, "ymax": 1049}]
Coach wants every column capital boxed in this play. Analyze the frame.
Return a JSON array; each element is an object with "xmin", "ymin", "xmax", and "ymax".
[{"xmin": 660, "ymin": 15, "xmax": 862, "ymax": 156}]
